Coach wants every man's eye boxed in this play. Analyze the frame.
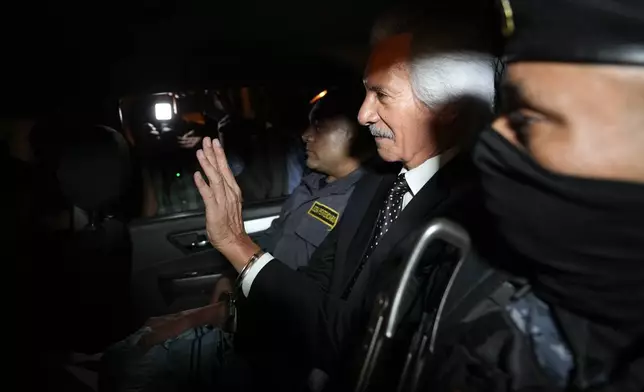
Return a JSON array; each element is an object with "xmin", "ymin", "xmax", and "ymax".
[
  {"xmin": 376, "ymin": 91, "xmax": 387, "ymax": 100},
  {"xmin": 507, "ymin": 111, "xmax": 538, "ymax": 144}
]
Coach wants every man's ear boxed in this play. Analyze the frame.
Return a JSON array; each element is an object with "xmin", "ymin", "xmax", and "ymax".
[{"xmin": 436, "ymin": 104, "xmax": 458, "ymax": 126}]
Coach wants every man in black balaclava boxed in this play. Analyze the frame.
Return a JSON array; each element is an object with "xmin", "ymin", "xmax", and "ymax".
[{"xmin": 412, "ymin": 0, "xmax": 644, "ymax": 391}]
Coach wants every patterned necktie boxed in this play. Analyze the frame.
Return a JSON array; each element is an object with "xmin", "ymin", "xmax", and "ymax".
[{"xmin": 343, "ymin": 173, "xmax": 411, "ymax": 298}]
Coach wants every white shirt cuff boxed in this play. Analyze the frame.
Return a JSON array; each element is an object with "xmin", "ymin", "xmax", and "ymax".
[{"xmin": 241, "ymin": 252, "xmax": 275, "ymax": 297}]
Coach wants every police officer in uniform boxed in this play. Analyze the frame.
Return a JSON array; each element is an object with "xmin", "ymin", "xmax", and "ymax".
[
  {"xmin": 407, "ymin": 0, "xmax": 644, "ymax": 391},
  {"xmin": 256, "ymin": 89, "xmax": 376, "ymax": 270}
]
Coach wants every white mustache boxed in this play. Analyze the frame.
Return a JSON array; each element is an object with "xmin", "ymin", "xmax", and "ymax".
[{"xmin": 369, "ymin": 125, "xmax": 394, "ymax": 140}]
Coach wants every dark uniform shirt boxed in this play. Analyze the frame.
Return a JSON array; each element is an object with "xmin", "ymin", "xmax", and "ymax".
[{"xmin": 256, "ymin": 168, "xmax": 365, "ymax": 270}]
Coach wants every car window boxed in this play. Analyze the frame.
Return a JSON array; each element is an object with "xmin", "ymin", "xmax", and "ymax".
[{"xmin": 120, "ymin": 86, "xmax": 316, "ymax": 219}]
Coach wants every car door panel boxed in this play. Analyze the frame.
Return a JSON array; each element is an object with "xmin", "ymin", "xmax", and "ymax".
[
  {"xmin": 128, "ymin": 198, "xmax": 284, "ymax": 322},
  {"xmin": 129, "ymin": 199, "xmax": 284, "ymax": 272}
]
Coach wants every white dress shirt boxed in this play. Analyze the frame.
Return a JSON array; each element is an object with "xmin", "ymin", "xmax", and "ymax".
[{"xmin": 241, "ymin": 153, "xmax": 451, "ymax": 297}]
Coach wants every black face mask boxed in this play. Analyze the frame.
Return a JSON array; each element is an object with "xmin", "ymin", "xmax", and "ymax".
[{"xmin": 473, "ymin": 128, "xmax": 644, "ymax": 326}]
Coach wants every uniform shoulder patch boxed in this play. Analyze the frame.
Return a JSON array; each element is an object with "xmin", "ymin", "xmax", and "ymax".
[{"xmin": 307, "ymin": 201, "xmax": 340, "ymax": 229}]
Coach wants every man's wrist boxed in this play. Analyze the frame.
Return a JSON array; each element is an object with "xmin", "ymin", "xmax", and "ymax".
[{"xmin": 219, "ymin": 234, "xmax": 261, "ymax": 272}]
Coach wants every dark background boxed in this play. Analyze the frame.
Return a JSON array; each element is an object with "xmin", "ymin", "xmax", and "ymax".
[{"xmin": 2, "ymin": 0, "xmax": 392, "ymax": 116}]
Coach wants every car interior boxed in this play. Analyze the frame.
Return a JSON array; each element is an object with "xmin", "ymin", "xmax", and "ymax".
[
  {"xmin": 4, "ymin": 1, "xmax": 395, "ymax": 390},
  {"xmin": 122, "ymin": 85, "xmax": 334, "ymax": 326}
]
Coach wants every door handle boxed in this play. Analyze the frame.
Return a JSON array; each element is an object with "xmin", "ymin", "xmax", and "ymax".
[
  {"xmin": 190, "ymin": 234, "xmax": 211, "ymax": 250},
  {"xmin": 167, "ymin": 230, "xmax": 213, "ymax": 253}
]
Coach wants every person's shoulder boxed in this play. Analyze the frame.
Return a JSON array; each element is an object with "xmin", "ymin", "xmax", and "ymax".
[
  {"xmin": 288, "ymin": 171, "xmax": 325, "ymax": 194},
  {"xmin": 434, "ymin": 152, "xmax": 481, "ymax": 194}
]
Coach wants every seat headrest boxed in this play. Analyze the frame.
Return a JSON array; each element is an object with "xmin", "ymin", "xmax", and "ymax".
[{"xmin": 57, "ymin": 125, "xmax": 131, "ymax": 212}]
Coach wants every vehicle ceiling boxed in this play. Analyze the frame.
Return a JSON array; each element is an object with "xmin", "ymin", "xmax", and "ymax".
[{"xmin": 4, "ymin": 0, "xmax": 394, "ymax": 117}]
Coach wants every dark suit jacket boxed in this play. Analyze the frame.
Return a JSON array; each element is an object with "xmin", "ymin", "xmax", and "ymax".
[{"xmin": 234, "ymin": 154, "xmax": 483, "ymax": 390}]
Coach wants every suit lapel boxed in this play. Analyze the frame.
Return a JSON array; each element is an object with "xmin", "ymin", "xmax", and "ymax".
[
  {"xmin": 356, "ymin": 173, "xmax": 450, "ymax": 277},
  {"xmin": 332, "ymin": 172, "xmax": 395, "ymax": 293},
  {"xmin": 341, "ymin": 155, "xmax": 472, "ymax": 290}
]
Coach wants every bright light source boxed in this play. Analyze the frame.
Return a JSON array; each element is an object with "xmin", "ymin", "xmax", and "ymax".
[
  {"xmin": 155, "ymin": 103, "xmax": 173, "ymax": 121},
  {"xmin": 176, "ymin": 172, "xmax": 181, "ymax": 178},
  {"xmin": 309, "ymin": 90, "xmax": 328, "ymax": 104}
]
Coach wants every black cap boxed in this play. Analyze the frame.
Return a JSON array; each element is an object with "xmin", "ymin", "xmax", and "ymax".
[{"xmin": 500, "ymin": 0, "xmax": 644, "ymax": 65}]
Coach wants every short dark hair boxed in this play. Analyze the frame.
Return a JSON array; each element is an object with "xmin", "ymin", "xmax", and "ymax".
[{"xmin": 308, "ymin": 89, "xmax": 376, "ymax": 163}]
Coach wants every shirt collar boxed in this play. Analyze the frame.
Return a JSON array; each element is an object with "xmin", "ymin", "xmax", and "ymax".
[{"xmin": 399, "ymin": 149, "xmax": 457, "ymax": 196}]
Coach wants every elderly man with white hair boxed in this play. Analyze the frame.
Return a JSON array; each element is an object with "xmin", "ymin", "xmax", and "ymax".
[{"xmin": 190, "ymin": 6, "xmax": 502, "ymax": 392}]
